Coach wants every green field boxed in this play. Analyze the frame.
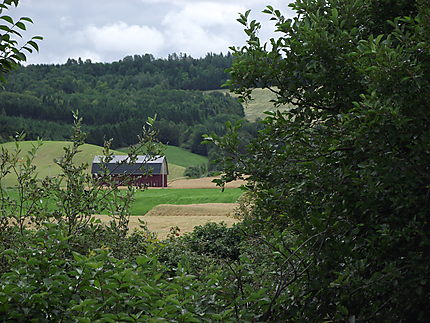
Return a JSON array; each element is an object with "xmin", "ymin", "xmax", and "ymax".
[
  {"xmin": 131, "ymin": 188, "xmax": 242, "ymax": 215},
  {"xmin": 118, "ymin": 144, "xmax": 207, "ymax": 169},
  {"xmin": 208, "ymin": 88, "xmax": 292, "ymax": 122},
  {"xmin": 2, "ymin": 187, "xmax": 242, "ymax": 216},
  {"xmin": 0, "ymin": 141, "xmax": 185, "ymax": 187}
]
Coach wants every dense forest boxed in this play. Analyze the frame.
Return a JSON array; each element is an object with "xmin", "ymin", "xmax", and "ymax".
[{"xmin": 0, "ymin": 52, "xmax": 257, "ymax": 157}]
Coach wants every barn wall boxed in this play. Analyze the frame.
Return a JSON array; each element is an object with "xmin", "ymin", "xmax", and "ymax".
[
  {"xmin": 94, "ymin": 174, "xmax": 167, "ymax": 187},
  {"xmin": 135, "ymin": 174, "xmax": 167, "ymax": 187}
]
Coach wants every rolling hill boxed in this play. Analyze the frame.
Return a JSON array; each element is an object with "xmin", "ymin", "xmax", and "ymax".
[
  {"xmin": 0, "ymin": 141, "xmax": 185, "ymax": 187},
  {"xmin": 118, "ymin": 144, "xmax": 208, "ymax": 168}
]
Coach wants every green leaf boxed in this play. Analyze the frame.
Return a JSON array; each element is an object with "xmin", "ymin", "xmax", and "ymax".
[
  {"xmin": 0, "ymin": 15, "xmax": 13, "ymax": 24},
  {"xmin": 15, "ymin": 21, "xmax": 26, "ymax": 30},
  {"xmin": 0, "ymin": 25, "xmax": 10, "ymax": 32},
  {"xmin": 136, "ymin": 255, "xmax": 150, "ymax": 265},
  {"xmin": 23, "ymin": 46, "xmax": 33, "ymax": 53},
  {"xmin": 20, "ymin": 17, "xmax": 33, "ymax": 23},
  {"xmin": 331, "ymin": 8, "xmax": 338, "ymax": 20},
  {"xmin": 27, "ymin": 40, "xmax": 39, "ymax": 51}
]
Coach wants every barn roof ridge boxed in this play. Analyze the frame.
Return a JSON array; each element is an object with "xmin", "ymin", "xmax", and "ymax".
[{"xmin": 92, "ymin": 154, "xmax": 166, "ymax": 164}]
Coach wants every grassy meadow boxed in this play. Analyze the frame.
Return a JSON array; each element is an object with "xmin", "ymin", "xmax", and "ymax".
[
  {"xmin": 131, "ymin": 188, "xmax": 242, "ymax": 215},
  {"xmin": 1, "ymin": 140, "xmax": 241, "ymax": 216},
  {"xmin": 0, "ymin": 141, "xmax": 186, "ymax": 187},
  {"xmin": 2, "ymin": 186, "xmax": 242, "ymax": 216},
  {"xmin": 118, "ymin": 144, "xmax": 208, "ymax": 169}
]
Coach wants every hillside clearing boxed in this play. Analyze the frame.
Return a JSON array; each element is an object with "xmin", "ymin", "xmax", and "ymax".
[{"xmin": 207, "ymin": 88, "xmax": 292, "ymax": 122}]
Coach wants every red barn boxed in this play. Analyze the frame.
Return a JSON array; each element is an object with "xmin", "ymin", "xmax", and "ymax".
[{"xmin": 91, "ymin": 155, "xmax": 168, "ymax": 187}]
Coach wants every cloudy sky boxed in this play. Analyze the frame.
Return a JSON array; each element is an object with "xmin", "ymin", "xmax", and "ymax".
[{"xmin": 7, "ymin": 0, "xmax": 295, "ymax": 65}]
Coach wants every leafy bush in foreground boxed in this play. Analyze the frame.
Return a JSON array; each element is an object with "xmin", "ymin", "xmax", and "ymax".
[
  {"xmin": 0, "ymin": 224, "xmax": 231, "ymax": 322},
  {"xmin": 208, "ymin": 0, "xmax": 430, "ymax": 321}
]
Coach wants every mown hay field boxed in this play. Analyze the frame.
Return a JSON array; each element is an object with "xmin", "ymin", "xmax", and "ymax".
[
  {"xmin": 127, "ymin": 179, "xmax": 244, "ymax": 238},
  {"xmin": 95, "ymin": 203, "xmax": 240, "ymax": 239}
]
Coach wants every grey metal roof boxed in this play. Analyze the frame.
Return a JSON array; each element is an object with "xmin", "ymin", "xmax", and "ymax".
[
  {"xmin": 92, "ymin": 155, "xmax": 165, "ymax": 164},
  {"xmin": 91, "ymin": 155, "xmax": 168, "ymax": 175}
]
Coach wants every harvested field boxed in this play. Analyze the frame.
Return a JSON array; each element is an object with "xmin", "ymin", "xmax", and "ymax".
[
  {"xmin": 95, "ymin": 203, "xmax": 239, "ymax": 239},
  {"xmin": 146, "ymin": 203, "xmax": 239, "ymax": 216},
  {"xmin": 168, "ymin": 176, "xmax": 246, "ymax": 189}
]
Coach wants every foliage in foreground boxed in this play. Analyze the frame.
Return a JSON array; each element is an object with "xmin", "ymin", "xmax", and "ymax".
[
  {"xmin": 0, "ymin": 113, "xmax": 284, "ymax": 321},
  {"xmin": 0, "ymin": 118, "xmax": 329, "ymax": 322},
  {"xmin": 0, "ymin": 224, "xmax": 233, "ymax": 322},
  {"xmin": 0, "ymin": 0, "xmax": 42, "ymax": 82},
  {"xmin": 208, "ymin": 0, "xmax": 430, "ymax": 321}
]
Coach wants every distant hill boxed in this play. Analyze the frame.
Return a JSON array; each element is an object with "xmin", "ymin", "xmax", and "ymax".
[
  {"xmin": 0, "ymin": 53, "xmax": 243, "ymax": 150},
  {"xmin": 0, "ymin": 141, "xmax": 185, "ymax": 187}
]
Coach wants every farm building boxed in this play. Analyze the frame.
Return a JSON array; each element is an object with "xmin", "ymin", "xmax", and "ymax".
[{"xmin": 91, "ymin": 155, "xmax": 168, "ymax": 187}]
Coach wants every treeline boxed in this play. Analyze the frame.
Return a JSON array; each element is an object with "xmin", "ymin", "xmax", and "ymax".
[
  {"xmin": 0, "ymin": 52, "xmax": 258, "ymax": 155},
  {"xmin": 5, "ymin": 52, "xmax": 233, "ymax": 92}
]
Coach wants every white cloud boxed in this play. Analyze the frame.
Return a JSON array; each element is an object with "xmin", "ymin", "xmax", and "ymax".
[
  {"xmin": 163, "ymin": 2, "xmax": 246, "ymax": 27},
  {"xmin": 9, "ymin": 0, "xmax": 296, "ymax": 64},
  {"xmin": 59, "ymin": 16, "xmax": 74, "ymax": 29},
  {"xmin": 84, "ymin": 22, "xmax": 165, "ymax": 56},
  {"xmin": 164, "ymin": 22, "xmax": 231, "ymax": 57},
  {"xmin": 160, "ymin": 2, "xmax": 246, "ymax": 56}
]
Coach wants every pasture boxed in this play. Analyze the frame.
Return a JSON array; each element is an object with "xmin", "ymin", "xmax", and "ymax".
[
  {"xmin": 118, "ymin": 144, "xmax": 208, "ymax": 169},
  {"xmin": 0, "ymin": 141, "xmax": 185, "ymax": 187},
  {"xmin": 131, "ymin": 188, "xmax": 242, "ymax": 215},
  {"xmin": 3, "ymin": 185, "xmax": 243, "ymax": 238}
]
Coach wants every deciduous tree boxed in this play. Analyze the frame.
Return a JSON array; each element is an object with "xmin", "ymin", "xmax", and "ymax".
[
  {"xmin": 211, "ymin": 0, "xmax": 430, "ymax": 320},
  {"xmin": 0, "ymin": 0, "xmax": 42, "ymax": 82}
]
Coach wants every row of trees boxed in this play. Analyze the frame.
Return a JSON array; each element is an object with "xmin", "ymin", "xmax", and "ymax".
[
  {"xmin": 0, "ymin": 88, "xmax": 245, "ymax": 148},
  {"xmin": 5, "ymin": 52, "xmax": 233, "ymax": 92}
]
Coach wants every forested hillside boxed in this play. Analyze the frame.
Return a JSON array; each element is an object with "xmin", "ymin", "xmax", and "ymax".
[{"xmin": 0, "ymin": 53, "xmax": 255, "ymax": 154}]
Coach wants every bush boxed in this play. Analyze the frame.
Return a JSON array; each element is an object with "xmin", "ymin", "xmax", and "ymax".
[
  {"xmin": 0, "ymin": 223, "xmax": 233, "ymax": 321},
  {"xmin": 184, "ymin": 163, "xmax": 208, "ymax": 178},
  {"xmin": 210, "ymin": 1, "xmax": 430, "ymax": 321}
]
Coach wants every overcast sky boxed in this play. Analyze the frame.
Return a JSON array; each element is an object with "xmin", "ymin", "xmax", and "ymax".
[{"xmin": 7, "ymin": 0, "xmax": 295, "ymax": 65}]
